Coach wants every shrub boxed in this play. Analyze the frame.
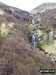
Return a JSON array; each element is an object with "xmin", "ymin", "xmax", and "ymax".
[
  {"xmin": 53, "ymin": 16, "xmax": 56, "ymax": 20},
  {"xmin": 0, "ymin": 9, "xmax": 5, "ymax": 15},
  {"xmin": 0, "ymin": 32, "xmax": 5, "ymax": 45},
  {"xmin": 29, "ymin": 25, "xmax": 34, "ymax": 34},
  {"xmin": 4, "ymin": 9, "xmax": 12, "ymax": 14}
]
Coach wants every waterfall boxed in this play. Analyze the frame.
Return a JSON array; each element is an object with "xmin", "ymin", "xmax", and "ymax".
[
  {"xmin": 31, "ymin": 16, "xmax": 38, "ymax": 48},
  {"xmin": 32, "ymin": 32, "xmax": 36, "ymax": 48},
  {"xmin": 32, "ymin": 18, "xmax": 35, "ymax": 25},
  {"xmin": 32, "ymin": 31, "xmax": 38, "ymax": 48},
  {"xmin": 32, "ymin": 16, "xmax": 38, "ymax": 25}
]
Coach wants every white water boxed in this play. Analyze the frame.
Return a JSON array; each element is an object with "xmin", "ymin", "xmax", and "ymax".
[
  {"xmin": 32, "ymin": 16, "xmax": 38, "ymax": 48},
  {"xmin": 32, "ymin": 15, "xmax": 38, "ymax": 25},
  {"xmin": 32, "ymin": 19, "xmax": 35, "ymax": 25},
  {"xmin": 32, "ymin": 32, "xmax": 37, "ymax": 48}
]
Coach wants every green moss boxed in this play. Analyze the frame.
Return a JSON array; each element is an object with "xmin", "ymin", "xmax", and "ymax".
[
  {"xmin": 28, "ymin": 25, "xmax": 34, "ymax": 33},
  {"xmin": 41, "ymin": 43, "xmax": 56, "ymax": 53},
  {"xmin": 53, "ymin": 16, "xmax": 56, "ymax": 19}
]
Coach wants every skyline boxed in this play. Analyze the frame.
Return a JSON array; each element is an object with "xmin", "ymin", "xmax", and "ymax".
[{"xmin": 0, "ymin": 0, "xmax": 56, "ymax": 11}]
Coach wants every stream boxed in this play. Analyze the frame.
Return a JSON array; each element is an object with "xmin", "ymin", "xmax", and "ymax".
[
  {"xmin": 32, "ymin": 16, "xmax": 38, "ymax": 48},
  {"xmin": 31, "ymin": 16, "xmax": 56, "ymax": 62}
]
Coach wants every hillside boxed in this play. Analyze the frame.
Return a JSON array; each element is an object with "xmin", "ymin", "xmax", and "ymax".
[
  {"xmin": 33, "ymin": 2, "xmax": 56, "ymax": 10},
  {"xmin": 34, "ymin": 8, "xmax": 56, "ymax": 59},
  {"xmin": 31, "ymin": 2, "xmax": 56, "ymax": 14},
  {"xmin": 0, "ymin": 2, "xmax": 56, "ymax": 75}
]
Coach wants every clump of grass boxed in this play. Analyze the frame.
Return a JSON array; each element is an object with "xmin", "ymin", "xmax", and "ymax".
[
  {"xmin": 41, "ymin": 43, "xmax": 56, "ymax": 53},
  {"xmin": 0, "ymin": 22, "xmax": 14, "ymax": 37},
  {"xmin": 0, "ymin": 23, "xmax": 9, "ymax": 36},
  {"xmin": 53, "ymin": 16, "xmax": 56, "ymax": 20},
  {"xmin": 0, "ymin": 9, "xmax": 5, "ymax": 15},
  {"xmin": 0, "ymin": 31, "xmax": 5, "ymax": 45},
  {"xmin": 8, "ymin": 22, "xmax": 14, "ymax": 28},
  {"xmin": 28, "ymin": 24, "xmax": 34, "ymax": 34}
]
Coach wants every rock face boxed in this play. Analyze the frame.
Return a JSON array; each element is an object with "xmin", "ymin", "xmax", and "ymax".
[
  {"xmin": 0, "ymin": 2, "xmax": 56, "ymax": 75},
  {"xmin": 39, "ymin": 9, "xmax": 56, "ymax": 43}
]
